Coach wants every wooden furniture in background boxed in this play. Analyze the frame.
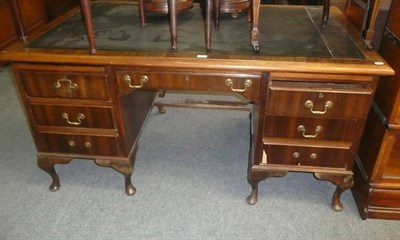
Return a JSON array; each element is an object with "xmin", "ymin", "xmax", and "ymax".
[
  {"xmin": 345, "ymin": 0, "xmax": 392, "ymax": 49},
  {"xmin": 1, "ymin": 0, "xmax": 81, "ymax": 52},
  {"xmin": 213, "ymin": 0, "xmax": 252, "ymax": 30},
  {"xmin": 139, "ymin": 0, "xmax": 194, "ymax": 50},
  {"xmin": 345, "ymin": 0, "xmax": 370, "ymax": 33},
  {"xmin": 0, "ymin": 0, "xmax": 48, "ymax": 50},
  {"xmin": 0, "ymin": 0, "xmax": 20, "ymax": 50},
  {"xmin": 75, "ymin": 1, "xmax": 343, "ymax": 52},
  {"xmin": 45, "ymin": 0, "xmax": 80, "ymax": 20},
  {"xmin": 12, "ymin": 0, "xmax": 48, "ymax": 36},
  {"xmin": 351, "ymin": 0, "xmax": 400, "ymax": 220},
  {"xmin": 76, "ymin": 0, "xmax": 262, "ymax": 52}
]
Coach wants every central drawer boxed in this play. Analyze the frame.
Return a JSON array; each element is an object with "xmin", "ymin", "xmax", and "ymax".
[
  {"xmin": 31, "ymin": 104, "xmax": 115, "ymax": 129},
  {"xmin": 115, "ymin": 69, "xmax": 261, "ymax": 101}
]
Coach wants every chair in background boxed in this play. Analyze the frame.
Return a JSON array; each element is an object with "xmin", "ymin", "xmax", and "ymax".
[
  {"xmin": 213, "ymin": 0, "xmax": 252, "ymax": 30},
  {"xmin": 279, "ymin": 0, "xmax": 331, "ymax": 24},
  {"xmin": 138, "ymin": 0, "xmax": 194, "ymax": 50},
  {"xmin": 205, "ymin": 0, "xmax": 259, "ymax": 51},
  {"xmin": 78, "ymin": 0, "xmax": 194, "ymax": 53}
]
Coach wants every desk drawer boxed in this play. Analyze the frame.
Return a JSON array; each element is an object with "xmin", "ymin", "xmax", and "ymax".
[
  {"xmin": 37, "ymin": 133, "xmax": 120, "ymax": 156},
  {"xmin": 369, "ymin": 188, "xmax": 400, "ymax": 210},
  {"xmin": 264, "ymin": 116, "xmax": 358, "ymax": 141},
  {"xmin": 116, "ymin": 70, "xmax": 260, "ymax": 101},
  {"xmin": 267, "ymin": 81, "xmax": 373, "ymax": 118},
  {"xmin": 16, "ymin": 66, "xmax": 110, "ymax": 100},
  {"xmin": 31, "ymin": 104, "xmax": 115, "ymax": 129},
  {"xmin": 261, "ymin": 144, "xmax": 349, "ymax": 169}
]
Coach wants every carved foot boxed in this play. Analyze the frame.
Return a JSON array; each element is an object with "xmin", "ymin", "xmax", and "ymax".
[
  {"xmin": 158, "ymin": 90, "xmax": 166, "ymax": 97},
  {"xmin": 37, "ymin": 156, "xmax": 72, "ymax": 192},
  {"xmin": 157, "ymin": 105, "xmax": 166, "ymax": 114},
  {"xmin": 251, "ymin": 26, "xmax": 260, "ymax": 53},
  {"xmin": 363, "ymin": 39, "xmax": 374, "ymax": 50},
  {"xmin": 156, "ymin": 91, "xmax": 167, "ymax": 113},
  {"xmin": 314, "ymin": 173, "xmax": 354, "ymax": 211},
  {"xmin": 251, "ymin": 41, "xmax": 260, "ymax": 53},
  {"xmin": 125, "ymin": 176, "xmax": 136, "ymax": 195},
  {"xmin": 49, "ymin": 179, "xmax": 61, "ymax": 192},
  {"xmin": 331, "ymin": 175, "xmax": 354, "ymax": 211},
  {"xmin": 331, "ymin": 189, "xmax": 344, "ymax": 211},
  {"xmin": 246, "ymin": 181, "xmax": 259, "ymax": 205}
]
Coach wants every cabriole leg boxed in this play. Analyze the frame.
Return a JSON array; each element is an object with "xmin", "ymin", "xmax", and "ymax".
[
  {"xmin": 246, "ymin": 170, "xmax": 287, "ymax": 205},
  {"xmin": 314, "ymin": 173, "xmax": 354, "ymax": 211},
  {"xmin": 37, "ymin": 156, "xmax": 72, "ymax": 192},
  {"xmin": 331, "ymin": 175, "xmax": 354, "ymax": 211},
  {"xmin": 246, "ymin": 178, "xmax": 261, "ymax": 205}
]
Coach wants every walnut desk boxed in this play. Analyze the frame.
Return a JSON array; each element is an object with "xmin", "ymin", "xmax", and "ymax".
[{"xmin": 1, "ymin": 3, "xmax": 394, "ymax": 211}]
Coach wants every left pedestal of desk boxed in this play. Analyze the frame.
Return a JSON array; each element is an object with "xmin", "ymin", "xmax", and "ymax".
[{"xmin": 11, "ymin": 63, "xmax": 157, "ymax": 195}]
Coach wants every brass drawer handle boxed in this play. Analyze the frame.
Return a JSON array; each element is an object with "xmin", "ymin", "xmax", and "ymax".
[
  {"xmin": 62, "ymin": 112, "xmax": 85, "ymax": 126},
  {"xmin": 124, "ymin": 75, "xmax": 148, "ymax": 89},
  {"xmin": 297, "ymin": 125, "xmax": 323, "ymax": 138},
  {"xmin": 225, "ymin": 79, "xmax": 252, "ymax": 93},
  {"xmin": 304, "ymin": 100, "xmax": 333, "ymax": 115},
  {"xmin": 54, "ymin": 77, "xmax": 78, "ymax": 90},
  {"xmin": 309, "ymin": 153, "xmax": 318, "ymax": 160}
]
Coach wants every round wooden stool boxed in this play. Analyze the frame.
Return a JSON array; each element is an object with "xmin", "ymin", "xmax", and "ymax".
[
  {"xmin": 214, "ymin": 0, "xmax": 252, "ymax": 30},
  {"xmin": 138, "ymin": 0, "xmax": 194, "ymax": 50}
]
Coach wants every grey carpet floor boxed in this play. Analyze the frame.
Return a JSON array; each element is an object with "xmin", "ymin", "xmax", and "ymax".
[{"xmin": 1, "ymin": 66, "xmax": 399, "ymax": 239}]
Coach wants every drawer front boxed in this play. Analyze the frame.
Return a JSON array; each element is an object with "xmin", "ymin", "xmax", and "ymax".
[
  {"xmin": 264, "ymin": 116, "xmax": 358, "ymax": 141},
  {"xmin": 164, "ymin": 74, "xmax": 260, "ymax": 102},
  {"xmin": 261, "ymin": 145, "xmax": 349, "ymax": 168},
  {"xmin": 116, "ymin": 70, "xmax": 260, "ymax": 101},
  {"xmin": 19, "ymin": 70, "xmax": 110, "ymax": 100},
  {"xmin": 37, "ymin": 133, "xmax": 120, "ymax": 156},
  {"xmin": 369, "ymin": 188, "xmax": 400, "ymax": 209},
  {"xmin": 267, "ymin": 83, "xmax": 373, "ymax": 119},
  {"xmin": 31, "ymin": 105, "xmax": 115, "ymax": 129}
]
